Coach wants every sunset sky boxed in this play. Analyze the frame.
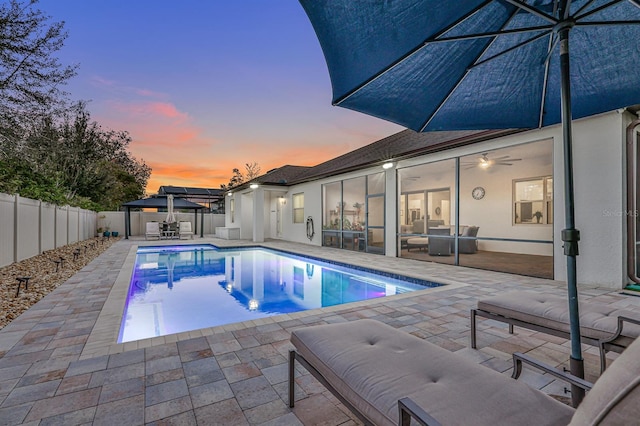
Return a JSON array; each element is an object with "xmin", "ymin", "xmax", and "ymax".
[{"xmin": 38, "ymin": 1, "xmax": 403, "ymax": 193}]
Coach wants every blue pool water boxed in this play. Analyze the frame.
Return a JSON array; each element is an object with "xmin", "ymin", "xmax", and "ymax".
[{"xmin": 118, "ymin": 245, "xmax": 443, "ymax": 342}]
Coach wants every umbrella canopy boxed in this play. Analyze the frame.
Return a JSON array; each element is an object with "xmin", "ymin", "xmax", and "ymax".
[
  {"xmin": 300, "ymin": 0, "xmax": 640, "ymax": 131},
  {"xmin": 300, "ymin": 0, "xmax": 640, "ymax": 407},
  {"xmin": 165, "ymin": 194, "xmax": 176, "ymax": 224}
]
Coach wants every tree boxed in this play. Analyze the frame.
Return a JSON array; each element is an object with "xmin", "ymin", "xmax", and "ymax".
[
  {"xmin": 244, "ymin": 162, "xmax": 261, "ymax": 181},
  {"xmin": 220, "ymin": 162, "xmax": 262, "ymax": 192},
  {"xmin": 0, "ymin": 0, "xmax": 77, "ymax": 144},
  {"xmin": 2, "ymin": 103, "xmax": 151, "ymax": 210},
  {"xmin": 0, "ymin": 1, "xmax": 149, "ymax": 211}
]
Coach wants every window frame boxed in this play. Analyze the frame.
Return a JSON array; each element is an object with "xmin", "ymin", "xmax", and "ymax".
[
  {"xmin": 513, "ymin": 176, "xmax": 553, "ymax": 225},
  {"xmin": 292, "ymin": 193, "xmax": 304, "ymax": 224}
]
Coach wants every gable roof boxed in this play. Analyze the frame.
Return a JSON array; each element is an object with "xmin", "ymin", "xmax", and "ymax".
[
  {"xmin": 229, "ymin": 128, "xmax": 521, "ymax": 191},
  {"xmin": 252, "ymin": 165, "xmax": 312, "ymax": 185},
  {"xmin": 293, "ymin": 128, "xmax": 521, "ymax": 183}
]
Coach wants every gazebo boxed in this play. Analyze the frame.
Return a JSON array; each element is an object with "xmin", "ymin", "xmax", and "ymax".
[{"xmin": 121, "ymin": 196, "xmax": 205, "ymax": 239}]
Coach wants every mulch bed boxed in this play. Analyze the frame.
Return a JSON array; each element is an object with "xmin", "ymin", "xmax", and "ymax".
[{"xmin": 0, "ymin": 237, "xmax": 119, "ymax": 330}]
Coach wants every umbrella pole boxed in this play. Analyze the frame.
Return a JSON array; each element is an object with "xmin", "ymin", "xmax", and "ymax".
[{"xmin": 558, "ymin": 23, "xmax": 585, "ymax": 407}]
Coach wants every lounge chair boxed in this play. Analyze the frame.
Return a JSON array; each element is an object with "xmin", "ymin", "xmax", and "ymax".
[
  {"xmin": 471, "ymin": 291, "xmax": 640, "ymax": 372},
  {"xmin": 145, "ymin": 222, "xmax": 161, "ymax": 240},
  {"xmin": 178, "ymin": 221, "xmax": 194, "ymax": 239},
  {"xmin": 289, "ymin": 318, "xmax": 640, "ymax": 426}
]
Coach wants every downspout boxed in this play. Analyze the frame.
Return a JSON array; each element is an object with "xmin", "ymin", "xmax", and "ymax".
[{"xmin": 626, "ymin": 116, "xmax": 640, "ymax": 284}]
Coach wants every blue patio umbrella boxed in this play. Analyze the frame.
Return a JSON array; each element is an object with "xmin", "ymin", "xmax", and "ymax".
[{"xmin": 299, "ymin": 0, "xmax": 640, "ymax": 406}]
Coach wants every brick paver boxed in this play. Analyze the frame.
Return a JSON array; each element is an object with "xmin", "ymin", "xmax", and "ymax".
[{"xmin": 0, "ymin": 236, "xmax": 637, "ymax": 424}]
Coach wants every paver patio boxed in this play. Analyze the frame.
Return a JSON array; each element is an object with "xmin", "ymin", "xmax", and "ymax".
[{"xmin": 1, "ymin": 237, "xmax": 638, "ymax": 425}]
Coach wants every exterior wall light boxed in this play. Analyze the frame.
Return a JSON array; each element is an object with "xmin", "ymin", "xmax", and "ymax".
[
  {"xmin": 382, "ymin": 162, "xmax": 394, "ymax": 169},
  {"xmin": 250, "ymin": 183, "xmax": 259, "ymax": 189},
  {"xmin": 227, "ymin": 192, "xmax": 233, "ymax": 197}
]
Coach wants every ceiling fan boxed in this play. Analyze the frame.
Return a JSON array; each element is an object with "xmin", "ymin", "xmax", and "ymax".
[
  {"xmin": 401, "ymin": 175, "xmax": 421, "ymax": 181},
  {"xmin": 462, "ymin": 153, "xmax": 522, "ymax": 169}
]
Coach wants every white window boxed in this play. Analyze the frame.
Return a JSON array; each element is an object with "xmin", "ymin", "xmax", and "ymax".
[
  {"xmin": 293, "ymin": 193, "xmax": 304, "ymax": 223},
  {"xmin": 513, "ymin": 176, "xmax": 553, "ymax": 225}
]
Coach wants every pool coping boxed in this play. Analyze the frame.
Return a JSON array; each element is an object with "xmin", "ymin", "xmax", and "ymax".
[{"xmin": 81, "ymin": 240, "xmax": 468, "ymax": 359}]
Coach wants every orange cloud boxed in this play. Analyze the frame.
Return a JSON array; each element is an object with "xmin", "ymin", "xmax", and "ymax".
[
  {"xmin": 147, "ymin": 161, "xmax": 237, "ymax": 193},
  {"xmin": 109, "ymin": 101, "xmax": 190, "ymax": 122}
]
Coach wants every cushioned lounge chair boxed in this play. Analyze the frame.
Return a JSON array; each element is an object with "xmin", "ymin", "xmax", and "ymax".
[
  {"xmin": 145, "ymin": 222, "xmax": 161, "ymax": 240},
  {"xmin": 178, "ymin": 221, "xmax": 194, "ymax": 239},
  {"xmin": 289, "ymin": 319, "xmax": 640, "ymax": 426},
  {"xmin": 471, "ymin": 291, "xmax": 640, "ymax": 372}
]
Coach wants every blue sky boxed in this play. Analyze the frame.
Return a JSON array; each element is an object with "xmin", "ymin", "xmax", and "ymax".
[{"xmin": 38, "ymin": 0, "xmax": 402, "ymax": 191}]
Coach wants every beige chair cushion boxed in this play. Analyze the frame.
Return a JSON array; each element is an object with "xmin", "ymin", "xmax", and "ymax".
[
  {"xmin": 291, "ymin": 319, "xmax": 573, "ymax": 426},
  {"xmin": 400, "ymin": 225, "xmax": 413, "ymax": 234},
  {"xmin": 407, "ymin": 237, "xmax": 429, "ymax": 245},
  {"xmin": 570, "ymin": 335, "xmax": 640, "ymax": 425},
  {"xmin": 477, "ymin": 291, "xmax": 640, "ymax": 344}
]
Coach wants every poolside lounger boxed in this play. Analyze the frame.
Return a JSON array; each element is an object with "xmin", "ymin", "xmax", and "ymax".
[
  {"xmin": 145, "ymin": 222, "xmax": 161, "ymax": 240},
  {"xmin": 471, "ymin": 291, "xmax": 640, "ymax": 372},
  {"xmin": 178, "ymin": 221, "xmax": 194, "ymax": 239},
  {"xmin": 289, "ymin": 319, "xmax": 640, "ymax": 425}
]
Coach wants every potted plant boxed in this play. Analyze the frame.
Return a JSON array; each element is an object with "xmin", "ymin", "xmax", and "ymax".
[
  {"xmin": 533, "ymin": 211, "xmax": 543, "ymax": 223},
  {"xmin": 103, "ymin": 223, "xmax": 111, "ymax": 238},
  {"xmin": 96, "ymin": 227, "xmax": 103, "ymax": 237}
]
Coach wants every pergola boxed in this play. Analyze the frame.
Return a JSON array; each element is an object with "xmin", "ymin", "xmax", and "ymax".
[{"xmin": 121, "ymin": 196, "xmax": 205, "ymax": 239}]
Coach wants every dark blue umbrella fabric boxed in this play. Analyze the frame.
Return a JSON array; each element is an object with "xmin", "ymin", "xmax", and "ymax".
[
  {"xmin": 300, "ymin": 0, "xmax": 640, "ymax": 131},
  {"xmin": 300, "ymin": 0, "xmax": 640, "ymax": 408}
]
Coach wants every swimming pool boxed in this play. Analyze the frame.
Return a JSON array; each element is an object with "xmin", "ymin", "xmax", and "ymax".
[{"xmin": 118, "ymin": 245, "xmax": 443, "ymax": 342}]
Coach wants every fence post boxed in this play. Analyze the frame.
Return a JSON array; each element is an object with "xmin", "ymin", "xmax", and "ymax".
[
  {"xmin": 13, "ymin": 194, "xmax": 18, "ymax": 263},
  {"xmin": 38, "ymin": 200, "xmax": 42, "ymax": 255}
]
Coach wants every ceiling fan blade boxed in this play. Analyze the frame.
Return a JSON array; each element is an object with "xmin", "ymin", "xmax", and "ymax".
[{"xmin": 492, "ymin": 155, "xmax": 511, "ymax": 160}]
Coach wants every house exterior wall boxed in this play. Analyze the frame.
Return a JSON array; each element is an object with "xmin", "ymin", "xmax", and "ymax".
[
  {"xmin": 228, "ymin": 110, "xmax": 630, "ymax": 289},
  {"xmin": 279, "ymin": 181, "xmax": 323, "ymax": 245}
]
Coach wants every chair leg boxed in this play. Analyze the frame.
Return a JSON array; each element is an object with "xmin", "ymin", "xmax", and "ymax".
[
  {"xmin": 289, "ymin": 350, "xmax": 296, "ymax": 408},
  {"xmin": 599, "ymin": 343, "xmax": 607, "ymax": 373},
  {"xmin": 509, "ymin": 324, "xmax": 514, "ymax": 334},
  {"xmin": 470, "ymin": 309, "xmax": 477, "ymax": 348}
]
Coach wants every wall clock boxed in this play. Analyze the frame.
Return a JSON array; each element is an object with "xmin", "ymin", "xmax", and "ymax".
[{"xmin": 472, "ymin": 186, "xmax": 485, "ymax": 200}]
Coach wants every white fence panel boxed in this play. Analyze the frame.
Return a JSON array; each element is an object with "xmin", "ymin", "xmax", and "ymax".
[
  {"xmin": 79, "ymin": 209, "xmax": 96, "ymax": 240},
  {"xmin": 41, "ymin": 203, "xmax": 56, "ymax": 252},
  {"xmin": 55, "ymin": 206, "xmax": 68, "ymax": 248},
  {"xmin": 0, "ymin": 193, "xmax": 16, "ymax": 267},
  {"xmin": 17, "ymin": 196, "xmax": 40, "ymax": 262},
  {"xmin": 68, "ymin": 207, "xmax": 79, "ymax": 243},
  {"xmin": 0, "ymin": 192, "xmax": 97, "ymax": 267}
]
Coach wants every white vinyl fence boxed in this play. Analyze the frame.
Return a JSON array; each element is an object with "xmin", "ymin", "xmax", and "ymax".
[
  {"xmin": 0, "ymin": 193, "xmax": 98, "ymax": 268},
  {"xmin": 97, "ymin": 211, "xmax": 225, "ymax": 238}
]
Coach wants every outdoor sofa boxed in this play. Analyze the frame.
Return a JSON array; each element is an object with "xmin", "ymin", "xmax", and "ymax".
[
  {"xmin": 289, "ymin": 318, "xmax": 640, "ymax": 425},
  {"xmin": 471, "ymin": 290, "xmax": 640, "ymax": 372}
]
